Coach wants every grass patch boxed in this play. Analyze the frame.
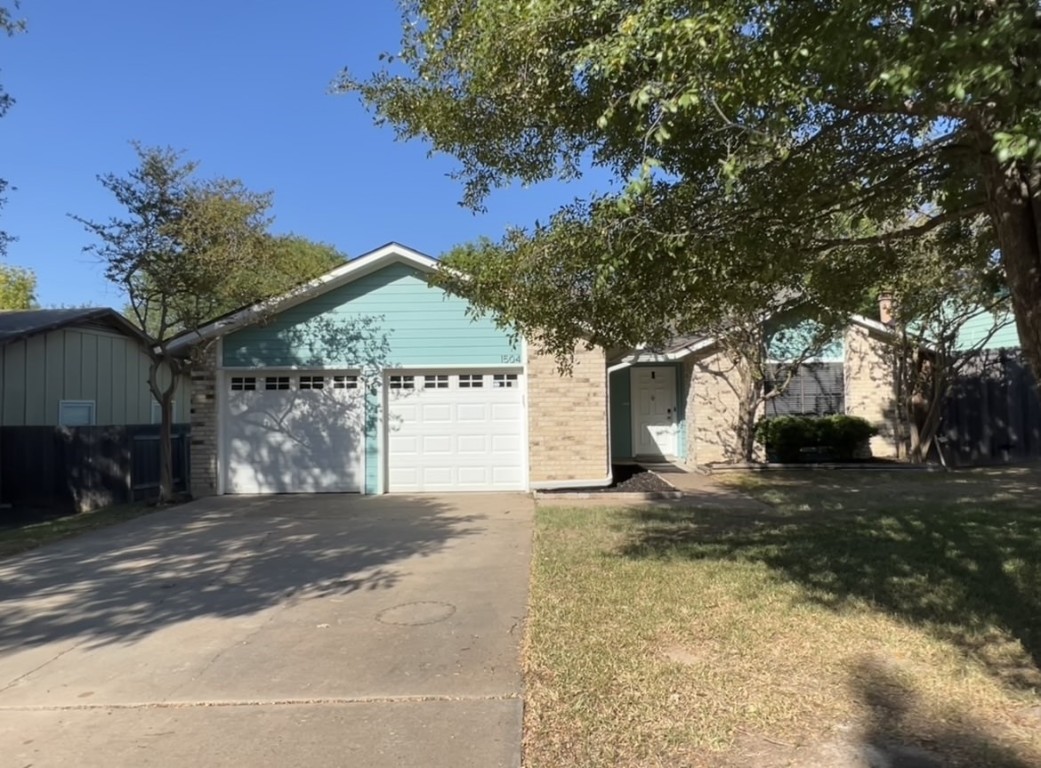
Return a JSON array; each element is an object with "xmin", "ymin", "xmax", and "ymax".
[
  {"xmin": 524, "ymin": 470, "xmax": 1041, "ymax": 767},
  {"xmin": 0, "ymin": 503, "xmax": 158, "ymax": 559}
]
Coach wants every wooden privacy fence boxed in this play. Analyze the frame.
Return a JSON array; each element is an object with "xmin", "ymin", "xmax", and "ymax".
[
  {"xmin": 0, "ymin": 424, "xmax": 190, "ymax": 512},
  {"xmin": 941, "ymin": 350, "xmax": 1041, "ymax": 466}
]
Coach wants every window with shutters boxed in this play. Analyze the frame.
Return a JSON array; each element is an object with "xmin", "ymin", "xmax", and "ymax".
[{"xmin": 765, "ymin": 363, "xmax": 844, "ymax": 416}]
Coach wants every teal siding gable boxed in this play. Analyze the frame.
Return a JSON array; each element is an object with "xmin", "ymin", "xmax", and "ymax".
[
  {"xmin": 222, "ymin": 262, "xmax": 519, "ymax": 368},
  {"xmin": 955, "ymin": 310, "xmax": 1021, "ymax": 351},
  {"xmin": 767, "ymin": 319, "xmax": 844, "ymax": 362}
]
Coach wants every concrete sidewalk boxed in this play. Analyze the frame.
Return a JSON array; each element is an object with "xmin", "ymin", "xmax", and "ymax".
[
  {"xmin": 0, "ymin": 493, "xmax": 533, "ymax": 767},
  {"xmin": 643, "ymin": 463, "xmax": 771, "ymax": 509}
]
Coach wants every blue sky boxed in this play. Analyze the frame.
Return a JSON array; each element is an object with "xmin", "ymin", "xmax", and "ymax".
[{"xmin": 1, "ymin": 1, "xmax": 611, "ymax": 308}]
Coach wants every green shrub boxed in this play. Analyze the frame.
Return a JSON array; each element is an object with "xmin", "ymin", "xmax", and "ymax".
[
  {"xmin": 825, "ymin": 415, "xmax": 879, "ymax": 460},
  {"xmin": 755, "ymin": 415, "xmax": 878, "ymax": 463},
  {"xmin": 755, "ymin": 416, "xmax": 817, "ymax": 463}
]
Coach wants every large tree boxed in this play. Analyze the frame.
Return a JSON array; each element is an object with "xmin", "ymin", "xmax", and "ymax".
[
  {"xmin": 75, "ymin": 145, "xmax": 344, "ymax": 503},
  {"xmin": 342, "ymin": 1, "xmax": 1041, "ymax": 382}
]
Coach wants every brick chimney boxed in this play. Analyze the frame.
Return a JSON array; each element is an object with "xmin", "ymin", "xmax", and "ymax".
[{"xmin": 878, "ymin": 293, "xmax": 894, "ymax": 326}]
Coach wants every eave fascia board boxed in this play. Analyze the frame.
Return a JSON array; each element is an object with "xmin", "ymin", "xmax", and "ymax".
[
  {"xmin": 611, "ymin": 336, "xmax": 716, "ymax": 367},
  {"xmin": 166, "ymin": 243, "xmax": 439, "ymax": 354}
]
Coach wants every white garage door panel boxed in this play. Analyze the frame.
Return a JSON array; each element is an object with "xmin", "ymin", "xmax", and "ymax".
[
  {"xmin": 223, "ymin": 375, "xmax": 364, "ymax": 494},
  {"xmin": 388, "ymin": 373, "xmax": 525, "ymax": 492}
]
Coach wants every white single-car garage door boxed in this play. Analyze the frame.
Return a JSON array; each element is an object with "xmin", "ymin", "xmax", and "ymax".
[
  {"xmin": 223, "ymin": 372, "xmax": 365, "ymax": 494},
  {"xmin": 387, "ymin": 371, "xmax": 525, "ymax": 492}
]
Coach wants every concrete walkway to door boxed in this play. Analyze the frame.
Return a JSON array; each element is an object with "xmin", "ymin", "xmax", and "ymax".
[{"xmin": 0, "ymin": 493, "xmax": 533, "ymax": 767}]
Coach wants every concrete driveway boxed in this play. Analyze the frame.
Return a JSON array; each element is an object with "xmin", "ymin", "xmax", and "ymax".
[{"xmin": 0, "ymin": 493, "xmax": 533, "ymax": 767}]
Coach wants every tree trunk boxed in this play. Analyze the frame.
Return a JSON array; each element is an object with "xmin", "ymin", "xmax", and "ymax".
[
  {"xmin": 736, "ymin": 366, "xmax": 761, "ymax": 463},
  {"xmin": 981, "ymin": 154, "xmax": 1041, "ymax": 389},
  {"xmin": 158, "ymin": 392, "xmax": 174, "ymax": 503},
  {"xmin": 148, "ymin": 354, "xmax": 180, "ymax": 505}
]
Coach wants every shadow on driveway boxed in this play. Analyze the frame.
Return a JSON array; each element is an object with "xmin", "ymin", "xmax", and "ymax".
[{"xmin": 0, "ymin": 494, "xmax": 482, "ymax": 653}]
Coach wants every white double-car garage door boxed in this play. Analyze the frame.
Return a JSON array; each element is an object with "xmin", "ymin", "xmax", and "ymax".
[{"xmin": 222, "ymin": 370, "xmax": 525, "ymax": 494}]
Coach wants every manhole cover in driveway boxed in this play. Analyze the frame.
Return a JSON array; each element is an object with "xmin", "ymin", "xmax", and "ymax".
[{"xmin": 376, "ymin": 601, "xmax": 457, "ymax": 626}]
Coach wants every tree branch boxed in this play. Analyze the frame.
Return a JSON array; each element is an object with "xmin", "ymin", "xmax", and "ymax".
[{"xmin": 814, "ymin": 205, "xmax": 986, "ymax": 251}]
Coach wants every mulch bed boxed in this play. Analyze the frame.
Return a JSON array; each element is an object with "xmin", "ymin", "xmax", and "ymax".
[{"xmin": 541, "ymin": 464, "xmax": 676, "ymax": 494}]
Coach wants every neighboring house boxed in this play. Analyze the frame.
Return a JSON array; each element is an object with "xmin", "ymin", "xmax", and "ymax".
[
  {"xmin": 0, "ymin": 308, "xmax": 189, "ymax": 428},
  {"xmin": 171, "ymin": 243, "xmax": 610, "ymax": 496},
  {"xmin": 0, "ymin": 308, "xmax": 191, "ymax": 510}
]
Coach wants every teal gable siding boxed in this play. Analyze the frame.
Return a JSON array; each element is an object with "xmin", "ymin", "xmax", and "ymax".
[
  {"xmin": 222, "ymin": 260, "xmax": 520, "ymax": 494},
  {"xmin": 767, "ymin": 319, "xmax": 844, "ymax": 362},
  {"xmin": 955, "ymin": 310, "xmax": 1021, "ymax": 351},
  {"xmin": 223, "ymin": 262, "xmax": 519, "ymax": 368}
]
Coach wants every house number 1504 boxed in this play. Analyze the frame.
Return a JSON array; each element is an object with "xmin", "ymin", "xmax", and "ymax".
[{"xmin": 501, "ymin": 354, "xmax": 521, "ymax": 364}]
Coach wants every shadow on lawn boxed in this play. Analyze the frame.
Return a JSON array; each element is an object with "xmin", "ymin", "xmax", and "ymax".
[
  {"xmin": 851, "ymin": 656, "xmax": 1036, "ymax": 768},
  {"xmin": 618, "ymin": 474, "xmax": 1041, "ymax": 691}
]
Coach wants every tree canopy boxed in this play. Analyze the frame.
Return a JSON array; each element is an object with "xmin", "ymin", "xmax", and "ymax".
[
  {"xmin": 343, "ymin": 1, "xmax": 1041, "ymax": 382},
  {"xmin": 74, "ymin": 144, "xmax": 345, "ymax": 501},
  {"xmin": 0, "ymin": 263, "xmax": 35, "ymax": 309},
  {"xmin": 0, "ymin": 2, "xmax": 26, "ymax": 258}
]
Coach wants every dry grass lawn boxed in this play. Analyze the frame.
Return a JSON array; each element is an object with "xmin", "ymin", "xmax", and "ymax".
[
  {"xmin": 0, "ymin": 503, "xmax": 155, "ymax": 559},
  {"xmin": 523, "ymin": 468, "xmax": 1041, "ymax": 767}
]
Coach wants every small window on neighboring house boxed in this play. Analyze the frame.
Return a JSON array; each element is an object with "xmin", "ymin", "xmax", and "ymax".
[
  {"xmin": 493, "ymin": 374, "xmax": 518, "ymax": 388},
  {"xmin": 299, "ymin": 375, "xmax": 326, "ymax": 390},
  {"xmin": 332, "ymin": 375, "xmax": 358, "ymax": 389},
  {"xmin": 459, "ymin": 374, "xmax": 484, "ymax": 388},
  {"xmin": 230, "ymin": 376, "xmax": 256, "ymax": 391},
  {"xmin": 58, "ymin": 400, "xmax": 95, "ymax": 427},
  {"xmin": 389, "ymin": 375, "xmax": 415, "ymax": 390},
  {"xmin": 151, "ymin": 399, "xmax": 177, "ymax": 424},
  {"xmin": 765, "ymin": 363, "xmax": 845, "ymax": 417},
  {"xmin": 265, "ymin": 376, "xmax": 291, "ymax": 391},
  {"xmin": 424, "ymin": 375, "xmax": 449, "ymax": 389}
]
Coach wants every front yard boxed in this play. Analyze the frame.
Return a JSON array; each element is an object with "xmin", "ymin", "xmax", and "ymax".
[
  {"xmin": 0, "ymin": 502, "xmax": 156, "ymax": 559},
  {"xmin": 524, "ymin": 469, "xmax": 1041, "ymax": 767}
]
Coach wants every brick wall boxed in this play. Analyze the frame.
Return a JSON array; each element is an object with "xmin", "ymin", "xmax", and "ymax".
[
  {"xmin": 527, "ymin": 343, "xmax": 609, "ymax": 484},
  {"xmin": 685, "ymin": 349, "xmax": 764, "ymax": 465},
  {"xmin": 844, "ymin": 324, "xmax": 901, "ymax": 458},
  {"xmin": 189, "ymin": 342, "xmax": 219, "ymax": 497}
]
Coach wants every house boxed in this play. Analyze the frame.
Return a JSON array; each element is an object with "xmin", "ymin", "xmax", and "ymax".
[
  {"xmin": 0, "ymin": 308, "xmax": 191, "ymax": 510},
  {"xmin": 178, "ymin": 244, "xmax": 1041, "ymax": 492},
  {"xmin": 171, "ymin": 243, "xmax": 610, "ymax": 496},
  {"xmin": 0, "ymin": 308, "xmax": 190, "ymax": 428}
]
